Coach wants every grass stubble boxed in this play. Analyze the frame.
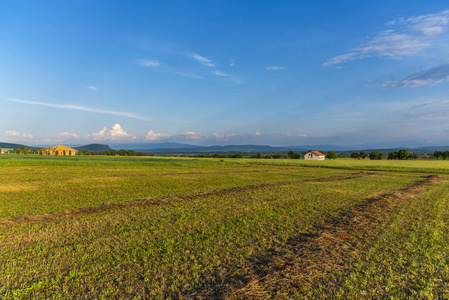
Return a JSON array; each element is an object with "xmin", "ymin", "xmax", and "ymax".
[{"xmin": 0, "ymin": 156, "xmax": 448, "ymax": 299}]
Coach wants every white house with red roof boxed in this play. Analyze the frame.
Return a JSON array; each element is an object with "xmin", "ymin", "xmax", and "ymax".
[{"xmin": 304, "ymin": 150, "xmax": 326, "ymax": 160}]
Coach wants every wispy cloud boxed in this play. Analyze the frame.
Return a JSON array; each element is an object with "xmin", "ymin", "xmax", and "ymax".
[
  {"xmin": 191, "ymin": 53, "xmax": 215, "ymax": 67},
  {"xmin": 324, "ymin": 9, "xmax": 449, "ymax": 66},
  {"xmin": 411, "ymin": 98, "xmax": 449, "ymax": 108},
  {"xmin": 230, "ymin": 59, "xmax": 235, "ymax": 67},
  {"xmin": 6, "ymin": 98, "xmax": 151, "ymax": 121},
  {"xmin": 382, "ymin": 64, "xmax": 449, "ymax": 88},
  {"xmin": 265, "ymin": 66, "xmax": 286, "ymax": 70},
  {"xmin": 137, "ymin": 59, "xmax": 160, "ymax": 67},
  {"xmin": 212, "ymin": 70, "xmax": 243, "ymax": 84},
  {"xmin": 87, "ymin": 86, "xmax": 97, "ymax": 91}
]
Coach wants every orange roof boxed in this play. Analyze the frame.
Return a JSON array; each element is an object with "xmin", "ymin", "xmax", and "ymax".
[
  {"xmin": 54, "ymin": 145, "xmax": 77, "ymax": 152},
  {"xmin": 44, "ymin": 145, "xmax": 78, "ymax": 152},
  {"xmin": 310, "ymin": 150, "xmax": 325, "ymax": 156}
]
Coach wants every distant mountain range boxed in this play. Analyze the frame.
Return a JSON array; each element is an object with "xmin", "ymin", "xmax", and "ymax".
[
  {"xmin": 2, "ymin": 141, "xmax": 449, "ymax": 154},
  {"xmin": 74, "ymin": 144, "xmax": 113, "ymax": 152}
]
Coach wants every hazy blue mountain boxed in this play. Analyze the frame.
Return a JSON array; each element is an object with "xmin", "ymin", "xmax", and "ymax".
[
  {"xmin": 74, "ymin": 144, "xmax": 112, "ymax": 152},
  {"xmin": 111, "ymin": 142, "xmax": 199, "ymax": 150},
  {"xmin": 0, "ymin": 142, "xmax": 27, "ymax": 149}
]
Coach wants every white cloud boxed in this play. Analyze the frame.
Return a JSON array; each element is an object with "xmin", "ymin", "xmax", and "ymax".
[
  {"xmin": 180, "ymin": 131, "xmax": 203, "ymax": 139},
  {"xmin": 87, "ymin": 124, "xmax": 136, "ymax": 141},
  {"xmin": 87, "ymin": 86, "xmax": 97, "ymax": 91},
  {"xmin": 58, "ymin": 132, "xmax": 80, "ymax": 139},
  {"xmin": 324, "ymin": 9, "xmax": 449, "ymax": 66},
  {"xmin": 191, "ymin": 53, "xmax": 215, "ymax": 67},
  {"xmin": 212, "ymin": 70, "xmax": 231, "ymax": 76},
  {"xmin": 297, "ymin": 133, "xmax": 307, "ymax": 137},
  {"xmin": 137, "ymin": 59, "xmax": 160, "ymax": 67},
  {"xmin": 230, "ymin": 59, "xmax": 235, "ymax": 67},
  {"xmin": 255, "ymin": 130, "xmax": 261, "ymax": 136},
  {"xmin": 212, "ymin": 70, "xmax": 243, "ymax": 84},
  {"xmin": 6, "ymin": 98, "xmax": 151, "ymax": 121},
  {"xmin": 145, "ymin": 130, "xmax": 171, "ymax": 141},
  {"xmin": 5, "ymin": 130, "xmax": 34, "ymax": 140},
  {"xmin": 382, "ymin": 64, "xmax": 449, "ymax": 88},
  {"xmin": 214, "ymin": 133, "xmax": 236, "ymax": 139},
  {"xmin": 265, "ymin": 66, "xmax": 286, "ymax": 70}
]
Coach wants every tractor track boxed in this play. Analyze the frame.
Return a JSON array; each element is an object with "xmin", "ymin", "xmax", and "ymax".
[
  {"xmin": 188, "ymin": 174, "xmax": 439, "ymax": 299},
  {"xmin": 0, "ymin": 172, "xmax": 372, "ymax": 226}
]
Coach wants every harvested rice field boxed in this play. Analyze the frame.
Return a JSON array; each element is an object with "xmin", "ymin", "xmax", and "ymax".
[{"xmin": 1, "ymin": 156, "xmax": 449, "ymax": 299}]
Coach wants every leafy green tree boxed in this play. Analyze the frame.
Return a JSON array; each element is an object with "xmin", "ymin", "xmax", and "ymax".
[
  {"xmin": 288, "ymin": 151, "xmax": 300, "ymax": 159},
  {"xmin": 443, "ymin": 150, "xmax": 449, "ymax": 160},
  {"xmin": 127, "ymin": 150, "xmax": 137, "ymax": 156},
  {"xmin": 397, "ymin": 149, "xmax": 409, "ymax": 160},
  {"xmin": 0, "ymin": 147, "xmax": 2, "ymax": 154},
  {"xmin": 359, "ymin": 151, "xmax": 367, "ymax": 159},
  {"xmin": 409, "ymin": 153, "xmax": 418, "ymax": 160},
  {"xmin": 350, "ymin": 152, "xmax": 359, "ymax": 159},
  {"xmin": 369, "ymin": 151, "xmax": 380, "ymax": 160},
  {"xmin": 326, "ymin": 150, "xmax": 337, "ymax": 159},
  {"xmin": 388, "ymin": 151, "xmax": 397, "ymax": 160},
  {"xmin": 434, "ymin": 151, "xmax": 443, "ymax": 160},
  {"xmin": 22, "ymin": 147, "xmax": 28, "ymax": 155},
  {"xmin": 235, "ymin": 153, "xmax": 243, "ymax": 158}
]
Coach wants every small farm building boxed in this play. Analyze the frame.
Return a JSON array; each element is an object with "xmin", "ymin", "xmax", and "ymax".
[
  {"xmin": 42, "ymin": 145, "xmax": 78, "ymax": 156},
  {"xmin": 304, "ymin": 151, "xmax": 326, "ymax": 160}
]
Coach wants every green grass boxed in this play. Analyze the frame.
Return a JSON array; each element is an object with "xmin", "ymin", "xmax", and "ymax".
[
  {"xmin": 329, "ymin": 178, "xmax": 449, "ymax": 299},
  {"xmin": 1, "ymin": 155, "xmax": 449, "ymax": 298},
  {"xmin": 0, "ymin": 173, "xmax": 419, "ymax": 299}
]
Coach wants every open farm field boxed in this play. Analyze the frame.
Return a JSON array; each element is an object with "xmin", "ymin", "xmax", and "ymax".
[{"xmin": 1, "ymin": 156, "xmax": 449, "ymax": 299}]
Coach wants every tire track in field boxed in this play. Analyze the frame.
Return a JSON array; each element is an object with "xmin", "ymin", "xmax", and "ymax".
[
  {"xmin": 206, "ymin": 175, "xmax": 439, "ymax": 300},
  {"xmin": 0, "ymin": 172, "xmax": 372, "ymax": 226},
  {"xmin": 1, "ymin": 168, "xmax": 304, "ymax": 183}
]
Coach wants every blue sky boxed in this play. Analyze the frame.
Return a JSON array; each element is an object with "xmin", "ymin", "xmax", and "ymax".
[{"xmin": 2, "ymin": 1, "xmax": 449, "ymax": 147}]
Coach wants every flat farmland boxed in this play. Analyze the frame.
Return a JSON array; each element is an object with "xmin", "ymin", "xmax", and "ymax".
[{"xmin": 1, "ymin": 156, "xmax": 449, "ymax": 299}]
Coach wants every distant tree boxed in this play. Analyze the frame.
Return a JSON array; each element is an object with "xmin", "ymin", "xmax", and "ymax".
[
  {"xmin": 55, "ymin": 150, "xmax": 59, "ymax": 156},
  {"xmin": 387, "ymin": 151, "xmax": 397, "ymax": 160},
  {"xmin": 22, "ymin": 147, "xmax": 28, "ymax": 155},
  {"xmin": 409, "ymin": 153, "xmax": 418, "ymax": 160},
  {"xmin": 443, "ymin": 150, "xmax": 449, "ymax": 160},
  {"xmin": 63, "ymin": 150, "xmax": 66, "ymax": 156},
  {"xmin": 256, "ymin": 152, "xmax": 263, "ymax": 159},
  {"xmin": 326, "ymin": 150, "xmax": 337, "ymax": 159},
  {"xmin": 369, "ymin": 151, "xmax": 380, "ymax": 160},
  {"xmin": 350, "ymin": 152, "xmax": 359, "ymax": 159},
  {"xmin": 127, "ymin": 150, "xmax": 137, "ymax": 156},
  {"xmin": 359, "ymin": 151, "xmax": 367, "ymax": 159},
  {"xmin": 434, "ymin": 151, "xmax": 443, "ymax": 160},
  {"xmin": 397, "ymin": 149, "xmax": 409, "ymax": 160},
  {"xmin": 38, "ymin": 149, "xmax": 43, "ymax": 155},
  {"xmin": 80, "ymin": 149, "xmax": 89, "ymax": 156},
  {"xmin": 0, "ymin": 147, "xmax": 2, "ymax": 154},
  {"xmin": 378, "ymin": 152, "xmax": 383, "ymax": 160},
  {"xmin": 15, "ymin": 149, "xmax": 21, "ymax": 155},
  {"xmin": 235, "ymin": 153, "xmax": 243, "ymax": 158}
]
